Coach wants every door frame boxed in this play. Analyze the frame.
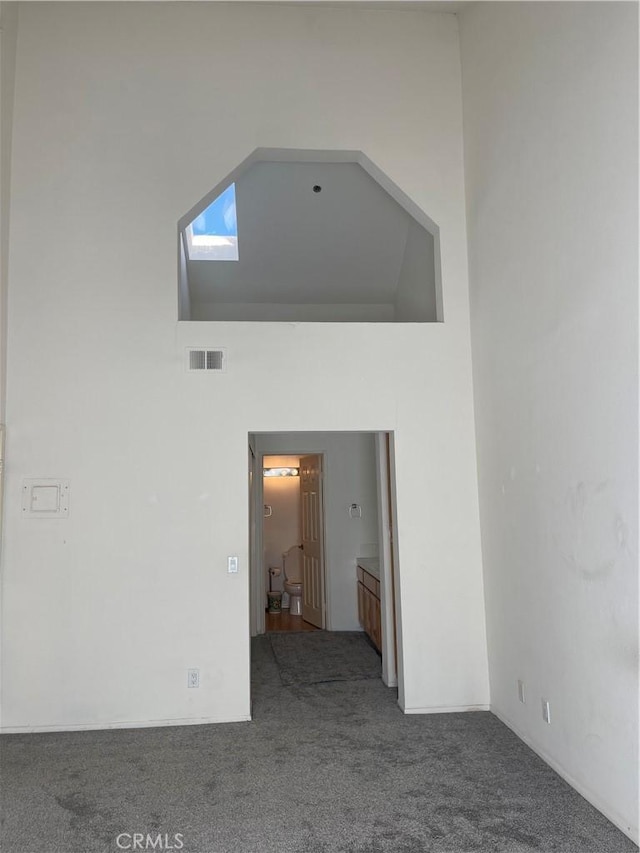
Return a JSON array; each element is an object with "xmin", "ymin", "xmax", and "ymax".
[
  {"xmin": 375, "ymin": 432, "xmax": 401, "ymax": 691},
  {"xmin": 248, "ymin": 431, "xmax": 403, "ymax": 710},
  {"xmin": 249, "ymin": 439, "xmax": 264, "ymax": 637},
  {"xmin": 249, "ymin": 442, "xmax": 328, "ymax": 635}
]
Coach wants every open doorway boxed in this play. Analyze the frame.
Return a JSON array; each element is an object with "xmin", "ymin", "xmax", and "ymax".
[
  {"xmin": 248, "ymin": 431, "xmax": 402, "ymax": 695},
  {"xmin": 262, "ymin": 453, "xmax": 325, "ymax": 633}
]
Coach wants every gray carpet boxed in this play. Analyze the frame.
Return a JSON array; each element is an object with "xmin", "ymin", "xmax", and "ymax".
[
  {"xmin": 268, "ymin": 630, "xmax": 381, "ymax": 686},
  {"xmin": 1, "ymin": 633, "xmax": 637, "ymax": 853}
]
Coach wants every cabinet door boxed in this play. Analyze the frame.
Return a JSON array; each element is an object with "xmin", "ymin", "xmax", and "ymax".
[
  {"xmin": 357, "ymin": 581, "xmax": 366, "ymax": 630},
  {"xmin": 364, "ymin": 586, "xmax": 373, "ymax": 637},
  {"xmin": 371, "ymin": 594, "xmax": 382, "ymax": 651},
  {"xmin": 357, "ymin": 578, "xmax": 382, "ymax": 651}
]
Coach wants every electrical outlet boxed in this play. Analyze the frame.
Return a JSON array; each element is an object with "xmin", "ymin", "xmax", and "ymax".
[
  {"xmin": 542, "ymin": 698, "xmax": 551, "ymax": 724},
  {"xmin": 517, "ymin": 679, "xmax": 525, "ymax": 703},
  {"xmin": 187, "ymin": 668, "xmax": 200, "ymax": 688}
]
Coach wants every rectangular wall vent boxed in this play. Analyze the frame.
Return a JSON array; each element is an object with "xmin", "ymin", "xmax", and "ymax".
[{"xmin": 187, "ymin": 348, "xmax": 225, "ymax": 372}]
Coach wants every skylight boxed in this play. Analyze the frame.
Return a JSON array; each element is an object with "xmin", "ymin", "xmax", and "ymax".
[{"xmin": 185, "ymin": 183, "xmax": 238, "ymax": 261}]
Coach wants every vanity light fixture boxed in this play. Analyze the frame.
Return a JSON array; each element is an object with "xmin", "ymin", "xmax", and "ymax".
[{"xmin": 263, "ymin": 467, "xmax": 299, "ymax": 478}]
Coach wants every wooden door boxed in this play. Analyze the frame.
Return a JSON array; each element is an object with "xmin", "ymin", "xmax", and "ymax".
[{"xmin": 300, "ymin": 454, "xmax": 325, "ymax": 628}]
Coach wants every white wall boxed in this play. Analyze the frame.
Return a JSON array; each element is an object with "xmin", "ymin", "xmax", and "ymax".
[
  {"xmin": 0, "ymin": 1, "xmax": 18, "ymax": 423},
  {"xmin": 460, "ymin": 2, "xmax": 638, "ymax": 841},
  {"xmin": 257, "ymin": 433, "xmax": 379, "ymax": 631},
  {"xmin": 395, "ymin": 222, "xmax": 437, "ymax": 322},
  {"xmin": 1, "ymin": 2, "xmax": 489, "ymax": 731},
  {"xmin": 178, "ymin": 237, "xmax": 190, "ymax": 322}
]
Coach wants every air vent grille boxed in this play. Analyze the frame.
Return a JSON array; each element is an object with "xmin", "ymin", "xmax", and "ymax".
[{"xmin": 187, "ymin": 348, "xmax": 225, "ymax": 372}]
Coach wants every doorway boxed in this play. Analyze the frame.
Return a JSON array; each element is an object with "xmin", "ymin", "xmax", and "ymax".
[
  {"xmin": 262, "ymin": 453, "xmax": 326, "ymax": 633},
  {"xmin": 248, "ymin": 431, "xmax": 402, "ymax": 693}
]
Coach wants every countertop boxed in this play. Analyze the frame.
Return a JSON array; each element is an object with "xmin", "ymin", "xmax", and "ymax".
[{"xmin": 356, "ymin": 557, "xmax": 380, "ymax": 580}]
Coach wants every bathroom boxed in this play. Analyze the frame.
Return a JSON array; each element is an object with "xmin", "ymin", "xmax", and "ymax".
[
  {"xmin": 263, "ymin": 454, "xmax": 306, "ymax": 622},
  {"xmin": 251, "ymin": 432, "xmax": 385, "ymax": 635}
]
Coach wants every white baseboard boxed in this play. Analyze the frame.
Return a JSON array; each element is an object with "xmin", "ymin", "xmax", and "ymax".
[
  {"xmin": 0, "ymin": 714, "xmax": 252, "ymax": 734},
  {"xmin": 492, "ymin": 707, "xmax": 639, "ymax": 845},
  {"xmin": 402, "ymin": 704, "xmax": 490, "ymax": 714}
]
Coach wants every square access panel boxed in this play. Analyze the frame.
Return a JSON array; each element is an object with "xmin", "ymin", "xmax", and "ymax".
[{"xmin": 22, "ymin": 479, "xmax": 70, "ymax": 517}]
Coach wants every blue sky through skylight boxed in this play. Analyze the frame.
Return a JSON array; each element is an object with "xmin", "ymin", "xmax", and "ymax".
[
  {"xmin": 186, "ymin": 184, "xmax": 238, "ymax": 261},
  {"xmin": 192, "ymin": 184, "xmax": 237, "ymax": 238}
]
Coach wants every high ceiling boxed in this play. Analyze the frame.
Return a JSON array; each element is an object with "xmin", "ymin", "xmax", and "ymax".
[{"xmin": 186, "ymin": 160, "xmax": 430, "ymax": 308}]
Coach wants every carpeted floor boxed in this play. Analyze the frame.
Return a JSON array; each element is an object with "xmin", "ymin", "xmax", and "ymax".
[
  {"xmin": 1, "ymin": 632, "xmax": 637, "ymax": 853},
  {"xmin": 268, "ymin": 630, "xmax": 381, "ymax": 686}
]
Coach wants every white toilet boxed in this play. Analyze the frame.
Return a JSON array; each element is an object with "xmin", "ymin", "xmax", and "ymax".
[{"xmin": 282, "ymin": 545, "xmax": 303, "ymax": 616}]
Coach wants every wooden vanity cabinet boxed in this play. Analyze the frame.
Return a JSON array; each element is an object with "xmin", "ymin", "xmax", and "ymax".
[{"xmin": 357, "ymin": 565, "xmax": 382, "ymax": 652}]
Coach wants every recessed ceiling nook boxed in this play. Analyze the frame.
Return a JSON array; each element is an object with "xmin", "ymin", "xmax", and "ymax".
[{"xmin": 178, "ymin": 149, "xmax": 443, "ymax": 323}]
